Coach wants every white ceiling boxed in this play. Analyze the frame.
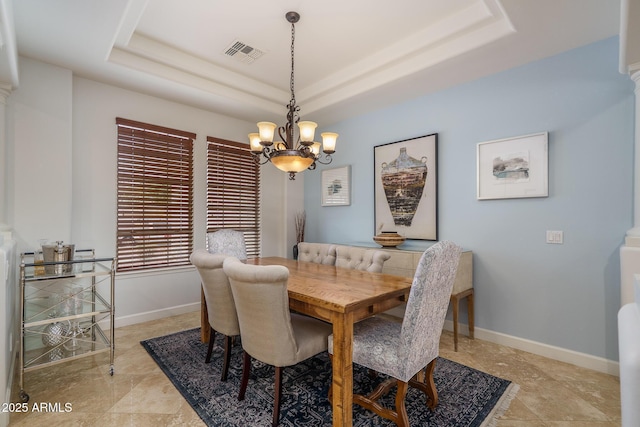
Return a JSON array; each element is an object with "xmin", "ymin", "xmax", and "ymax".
[{"xmin": 0, "ymin": 0, "xmax": 622, "ymax": 126}]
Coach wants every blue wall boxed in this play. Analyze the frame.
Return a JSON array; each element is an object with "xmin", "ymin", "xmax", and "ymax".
[{"xmin": 304, "ymin": 37, "xmax": 634, "ymax": 361}]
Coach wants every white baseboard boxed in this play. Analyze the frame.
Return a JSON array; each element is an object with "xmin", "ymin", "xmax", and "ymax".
[
  {"xmin": 112, "ymin": 302, "xmax": 200, "ymax": 329},
  {"xmin": 443, "ymin": 320, "xmax": 619, "ymax": 376}
]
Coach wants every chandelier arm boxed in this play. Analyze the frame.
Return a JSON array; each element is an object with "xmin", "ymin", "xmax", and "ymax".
[
  {"xmin": 314, "ymin": 154, "xmax": 334, "ymax": 166},
  {"xmin": 277, "ymin": 125, "xmax": 287, "ymax": 146},
  {"xmin": 252, "ymin": 152, "xmax": 272, "ymax": 166}
]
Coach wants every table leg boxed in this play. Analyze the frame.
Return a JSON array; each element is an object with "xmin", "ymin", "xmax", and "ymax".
[
  {"xmin": 331, "ymin": 312, "xmax": 354, "ymax": 427},
  {"xmin": 451, "ymin": 295, "xmax": 460, "ymax": 351}
]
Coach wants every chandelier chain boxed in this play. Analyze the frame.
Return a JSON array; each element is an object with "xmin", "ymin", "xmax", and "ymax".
[{"xmin": 290, "ymin": 20, "xmax": 296, "ymax": 105}]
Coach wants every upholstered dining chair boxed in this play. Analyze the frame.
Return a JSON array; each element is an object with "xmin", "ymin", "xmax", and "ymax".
[
  {"xmin": 207, "ymin": 229, "xmax": 247, "ymax": 259},
  {"xmin": 334, "ymin": 245, "xmax": 391, "ymax": 273},
  {"xmin": 328, "ymin": 241, "xmax": 462, "ymax": 427},
  {"xmin": 297, "ymin": 242, "xmax": 337, "ymax": 265},
  {"xmin": 189, "ymin": 249, "xmax": 240, "ymax": 381},
  {"xmin": 222, "ymin": 257, "xmax": 332, "ymax": 427}
]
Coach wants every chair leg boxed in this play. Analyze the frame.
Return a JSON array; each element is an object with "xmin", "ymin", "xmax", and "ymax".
[
  {"xmin": 394, "ymin": 381, "xmax": 410, "ymax": 427},
  {"xmin": 408, "ymin": 359, "xmax": 439, "ymax": 409},
  {"xmin": 205, "ymin": 328, "xmax": 216, "ymax": 363},
  {"xmin": 221, "ymin": 335, "xmax": 232, "ymax": 381},
  {"xmin": 424, "ymin": 359, "xmax": 438, "ymax": 409},
  {"xmin": 273, "ymin": 366, "xmax": 283, "ymax": 427},
  {"xmin": 238, "ymin": 351, "xmax": 251, "ymax": 401}
]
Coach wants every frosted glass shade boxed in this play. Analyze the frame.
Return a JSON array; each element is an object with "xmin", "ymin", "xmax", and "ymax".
[
  {"xmin": 257, "ymin": 122, "xmax": 277, "ymax": 142},
  {"xmin": 270, "ymin": 151, "xmax": 314, "ymax": 173},
  {"xmin": 248, "ymin": 133, "xmax": 262, "ymax": 152},
  {"xmin": 321, "ymin": 132, "xmax": 338, "ymax": 153},
  {"xmin": 310, "ymin": 142, "xmax": 321, "ymax": 156},
  {"xmin": 298, "ymin": 121, "xmax": 317, "ymax": 143}
]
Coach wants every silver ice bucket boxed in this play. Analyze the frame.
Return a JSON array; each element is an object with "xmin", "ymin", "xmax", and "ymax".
[{"xmin": 42, "ymin": 241, "xmax": 75, "ymax": 274}]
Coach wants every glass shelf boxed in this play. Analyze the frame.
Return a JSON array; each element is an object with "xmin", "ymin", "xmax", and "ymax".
[
  {"xmin": 23, "ymin": 321, "xmax": 111, "ymax": 372},
  {"xmin": 21, "ymin": 256, "xmax": 113, "ymax": 282},
  {"xmin": 23, "ymin": 286, "xmax": 111, "ymax": 326}
]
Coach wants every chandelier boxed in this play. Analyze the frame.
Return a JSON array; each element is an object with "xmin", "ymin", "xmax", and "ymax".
[{"xmin": 249, "ymin": 11, "xmax": 338, "ymax": 180}]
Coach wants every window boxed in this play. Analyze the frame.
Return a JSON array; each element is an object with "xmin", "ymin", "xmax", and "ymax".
[
  {"xmin": 116, "ymin": 118, "xmax": 195, "ymax": 272},
  {"xmin": 206, "ymin": 137, "xmax": 260, "ymax": 257}
]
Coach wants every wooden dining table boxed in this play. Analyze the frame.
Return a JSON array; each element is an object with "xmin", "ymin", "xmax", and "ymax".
[{"xmin": 200, "ymin": 256, "xmax": 413, "ymax": 427}]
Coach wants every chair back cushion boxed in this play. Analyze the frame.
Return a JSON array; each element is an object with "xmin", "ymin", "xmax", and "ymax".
[
  {"xmin": 207, "ymin": 229, "xmax": 247, "ymax": 259},
  {"xmin": 334, "ymin": 245, "xmax": 391, "ymax": 273},
  {"xmin": 189, "ymin": 250, "xmax": 240, "ymax": 336},
  {"xmin": 297, "ymin": 242, "xmax": 337, "ymax": 265},
  {"xmin": 398, "ymin": 241, "xmax": 461, "ymax": 380},
  {"xmin": 223, "ymin": 258, "xmax": 301, "ymax": 366}
]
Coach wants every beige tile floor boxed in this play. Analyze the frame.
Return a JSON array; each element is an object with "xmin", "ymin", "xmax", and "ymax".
[{"xmin": 8, "ymin": 311, "xmax": 621, "ymax": 426}]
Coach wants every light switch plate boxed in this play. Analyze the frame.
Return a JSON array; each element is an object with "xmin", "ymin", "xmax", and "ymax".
[{"xmin": 546, "ymin": 230, "xmax": 564, "ymax": 244}]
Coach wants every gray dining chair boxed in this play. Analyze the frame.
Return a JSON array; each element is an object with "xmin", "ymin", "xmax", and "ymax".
[
  {"xmin": 297, "ymin": 242, "xmax": 337, "ymax": 265},
  {"xmin": 207, "ymin": 229, "xmax": 247, "ymax": 259},
  {"xmin": 334, "ymin": 245, "xmax": 390, "ymax": 273},
  {"xmin": 222, "ymin": 257, "xmax": 332, "ymax": 427},
  {"xmin": 328, "ymin": 241, "xmax": 462, "ymax": 427},
  {"xmin": 190, "ymin": 249, "xmax": 240, "ymax": 381}
]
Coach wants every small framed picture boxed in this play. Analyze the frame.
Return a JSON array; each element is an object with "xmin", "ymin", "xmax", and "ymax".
[
  {"xmin": 477, "ymin": 132, "xmax": 548, "ymax": 200},
  {"xmin": 321, "ymin": 166, "xmax": 351, "ymax": 206}
]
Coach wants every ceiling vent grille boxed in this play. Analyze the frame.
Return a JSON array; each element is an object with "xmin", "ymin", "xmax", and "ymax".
[{"xmin": 223, "ymin": 40, "xmax": 264, "ymax": 64}]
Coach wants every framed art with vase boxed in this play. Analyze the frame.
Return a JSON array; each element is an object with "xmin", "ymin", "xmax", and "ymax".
[{"xmin": 374, "ymin": 134, "xmax": 438, "ymax": 241}]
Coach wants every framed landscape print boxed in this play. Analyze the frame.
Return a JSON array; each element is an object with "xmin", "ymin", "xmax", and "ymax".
[
  {"xmin": 477, "ymin": 132, "xmax": 548, "ymax": 200},
  {"xmin": 374, "ymin": 134, "xmax": 438, "ymax": 240},
  {"xmin": 321, "ymin": 165, "xmax": 351, "ymax": 206}
]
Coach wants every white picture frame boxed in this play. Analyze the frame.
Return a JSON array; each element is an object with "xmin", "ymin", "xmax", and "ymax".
[
  {"xmin": 321, "ymin": 166, "xmax": 351, "ymax": 206},
  {"xmin": 477, "ymin": 132, "xmax": 548, "ymax": 200}
]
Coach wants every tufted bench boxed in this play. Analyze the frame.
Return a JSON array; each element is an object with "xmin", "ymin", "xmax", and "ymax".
[
  {"xmin": 297, "ymin": 242, "xmax": 336, "ymax": 265},
  {"xmin": 334, "ymin": 245, "xmax": 391, "ymax": 273}
]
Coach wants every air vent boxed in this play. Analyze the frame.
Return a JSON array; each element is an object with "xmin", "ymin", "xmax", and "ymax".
[{"xmin": 223, "ymin": 40, "xmax": 264, "ymax": 64}]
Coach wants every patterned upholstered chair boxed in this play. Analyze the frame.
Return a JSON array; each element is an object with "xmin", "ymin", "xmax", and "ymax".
[
  {"xmin": 297, "ymin": 242, "xmax": 337, "ymax": 265},
  {"xmin": 222, "ymin": 257, "xmax": 332, "ymax": 427},
  {"xmin": 207, "ymin": 229, "xmax": 247, "ymax": 259},
  {"xmin": 328, "ymin": 241, "xmax": 462, "ymax": 427},
  {"xmin": 189, "ymin": 250, "xmax": 240, "ymax": 381},
  {"xmin": 334, "ymin": 245, "xmax": 391, "ymax": 273}
]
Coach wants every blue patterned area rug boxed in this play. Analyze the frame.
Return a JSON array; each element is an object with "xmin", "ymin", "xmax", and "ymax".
[{"xmin": 141, "ymin": 328, "xmax": 518, "ymax": 427}]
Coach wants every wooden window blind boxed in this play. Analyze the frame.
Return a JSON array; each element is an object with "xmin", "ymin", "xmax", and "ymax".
[
  {"xmin": 116, "ymin": 117, "xmax": 195, "ymax": 272},
  {"xmin": 206, "ymin": 136, "xmax": 261, "ymax": 257}
]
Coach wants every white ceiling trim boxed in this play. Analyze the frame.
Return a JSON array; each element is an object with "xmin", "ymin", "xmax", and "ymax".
[
  {"xmin": 300, "ymin": 0, "xmax": 515, "ymax": 114},
  {"xmin": 108, "ymin": 46, "xmax": 286, "ymax": 116},
  {"xmin": 106, "ymin": 0, "xmax": 515, "ymax": 117}
]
